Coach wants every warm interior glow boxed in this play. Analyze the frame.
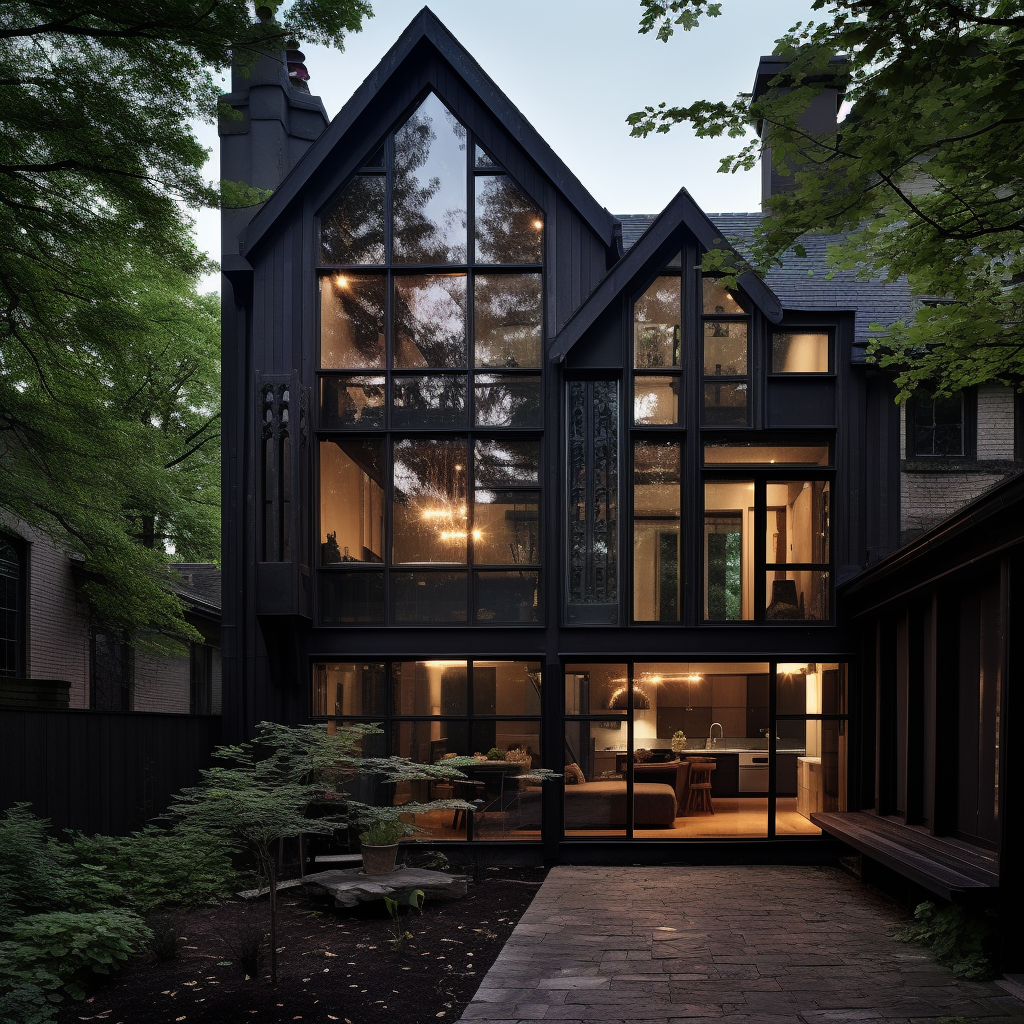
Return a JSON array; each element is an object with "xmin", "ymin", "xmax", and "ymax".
[
  {"xmin": 335, "ymin": 274, "xmax": 349, "ymax": 288},
  {"xmin": 440, "ymin": 530, "xmax": 483, "ymax": 541},
  {"xmin": 532, "ymin": 219, "xmax": 543, "ymax": 230}
]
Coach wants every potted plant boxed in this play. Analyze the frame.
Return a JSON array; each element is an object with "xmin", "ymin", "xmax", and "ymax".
[
  {"xmin": 671, "ymin": 730, "xmax": 687, "ymax": 754},
  {"xmin": 359, "ymin": 818, "xmax": 406, "ymax": 875}
]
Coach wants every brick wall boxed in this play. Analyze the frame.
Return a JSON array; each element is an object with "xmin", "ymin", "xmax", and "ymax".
[
  {"xmin": 133, "ymin": 651, "xmax": 191, "ymax": 714},
  {"xmin": 1, "ymin": 514, "xmax": 91, "ymax": 707},
  {"xmin": 900, "ymin": 384, "xmax": 1019, "ymax": 541}
]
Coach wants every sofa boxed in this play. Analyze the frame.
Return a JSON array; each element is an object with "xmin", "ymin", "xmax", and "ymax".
[{"xmin": 515, "ymin": 780, "xmax": 678, "ymax": 829}]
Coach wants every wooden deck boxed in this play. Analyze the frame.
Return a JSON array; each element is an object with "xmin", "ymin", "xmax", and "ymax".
[{"xmin": 811, "ymin": 811, "xmax": 999, "ymax": 903}]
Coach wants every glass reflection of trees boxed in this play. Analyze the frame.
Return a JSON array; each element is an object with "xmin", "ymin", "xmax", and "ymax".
[{"xmin": 317, "ymin": 93, "xmax": 544, "ymax": 624}]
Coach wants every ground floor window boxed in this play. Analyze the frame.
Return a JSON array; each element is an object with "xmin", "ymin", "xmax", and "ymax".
[
  {"xmin": 564, "ymin": 660, "xmax": 847, "ymax": 839},
  {"xmin": 311, "ymin": 659, "xmax": 542, "ymax": 842}
]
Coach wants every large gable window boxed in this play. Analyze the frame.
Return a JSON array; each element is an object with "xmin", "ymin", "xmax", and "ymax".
[{"xmin": 316, "ymin": 93, "xmax": 544, "ymax": 626}]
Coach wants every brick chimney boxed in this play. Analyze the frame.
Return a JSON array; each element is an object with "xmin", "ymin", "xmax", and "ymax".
[
  {"xmin": 219, "ymin": 10, "xmax": 329, "ymax": 259},
  {"xmin": 751, "ymin": 55, "xmax": 847, "ymax": 208}
]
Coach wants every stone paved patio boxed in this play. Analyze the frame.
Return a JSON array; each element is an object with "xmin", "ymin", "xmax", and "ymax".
[{"xmin": 458, "ymin": 864, "xmax": 1024, "ymax": 1024}]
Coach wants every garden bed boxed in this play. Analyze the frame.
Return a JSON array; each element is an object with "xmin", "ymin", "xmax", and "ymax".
[{"xmin": 58, "ymin": 865, "xmax": 547, "ymax": 1024}]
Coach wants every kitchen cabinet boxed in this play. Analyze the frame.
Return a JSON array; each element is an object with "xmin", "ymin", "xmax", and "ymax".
[
  {"xmin": 709, "ymin": 754, "xmax": 738, "ymax": 796},
  {"xmin": 777, "ymin": 753, "xmax": 797, "ymax": 796}
]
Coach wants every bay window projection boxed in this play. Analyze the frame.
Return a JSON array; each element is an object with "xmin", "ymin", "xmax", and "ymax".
[
  {"xmin": 702, "ymin": 278, "xmax": 749, "ymax": 426},
  {"xmin": 633, "ymin": 273, "xmax": 681, "ymax": 425},
  {"xmin": 316, "ymin": 92, "xmax": 543, "ymax": 625},
  {"xmin": 633, "ymin": 440, "xmax": 681, "ymax": 622},
  {"xmin": 703, "ymin": 447, "xmax": 832, "ymax": 622}
]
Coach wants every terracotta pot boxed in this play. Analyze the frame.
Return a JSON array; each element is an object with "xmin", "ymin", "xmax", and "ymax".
[{"xmin": 360, "ymin": 842, "xmax": 399, "ymax": 875}]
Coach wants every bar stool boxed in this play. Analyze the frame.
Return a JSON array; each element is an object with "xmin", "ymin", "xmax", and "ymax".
[{"xmin": 684, "ymin": 758, "xmax": 716, "ymax": 814}]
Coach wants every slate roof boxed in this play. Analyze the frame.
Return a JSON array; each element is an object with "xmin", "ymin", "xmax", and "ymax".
[
  {"xmin": 169, "ymin": 563, "xmax": 221, "ymax": 615},
  {"xmin": 617, "ymin": 212, "xmax": 919, "ymax": 363}
]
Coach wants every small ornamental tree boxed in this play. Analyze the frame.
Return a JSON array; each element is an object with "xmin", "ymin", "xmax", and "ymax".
[{"xmin": 167, "ymin": 722, "xmax": 536, "ymax": 985}]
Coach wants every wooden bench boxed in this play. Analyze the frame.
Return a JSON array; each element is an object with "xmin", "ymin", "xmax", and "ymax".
[{"xmin": 811, "ymin": 811, "xmax": 998, "ymax": 904}]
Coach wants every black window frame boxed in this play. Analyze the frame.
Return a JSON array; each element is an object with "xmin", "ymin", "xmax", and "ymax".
[
  {"xmin": 0, "ymin": 532, "xmax": 26, "ymax": 679},
  {"xmin": 701, "ymin": 441, "xmax": 835, "ymax": 625},
  {"xmin": 906, "ymin": 388, "xmax": 976, "ymax": 460},
  {"xmin": 314, "ymin": 93, "xmax": 545, "ymax": 628},
  {"xmin": 768, "ymin": 328, "xmax": 835, "ymax": 376}
]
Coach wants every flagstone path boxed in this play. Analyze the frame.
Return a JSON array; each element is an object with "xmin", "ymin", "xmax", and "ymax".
[{"xmin": 458, "ymin": 864, "xmax": 1024, "ymax": 1024}]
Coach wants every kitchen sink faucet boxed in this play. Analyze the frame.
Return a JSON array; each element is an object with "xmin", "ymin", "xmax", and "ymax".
[{"xmin": 706, "ymin": 723, "xmax": 723, "ymax": 749}]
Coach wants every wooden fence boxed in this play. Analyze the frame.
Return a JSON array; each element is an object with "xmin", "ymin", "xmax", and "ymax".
[{"xmin": 0, "ymin": 707, "xmax": 222, "ymax": 836}]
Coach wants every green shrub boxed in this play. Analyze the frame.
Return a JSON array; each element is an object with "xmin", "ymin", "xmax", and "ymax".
[
  {"xmin": 359, "ymin": 819, "xmax": 406, "ymax": 845},
  {"xmin": 0, "ymin": 805, "xmax": 74, "ymax": 919},
  {"xmin": 894, "ymin": 900, "xmax": 998, "ymax": 980},
  {"xmin": 0, "ymin": 980, "xmax": 55, "ymax": 1024},
  {"xmin": 0, "ymin": 909, "xmax": 152, "ymax": 1001},
  {"xmin": 67, "ymin": 826, "xmax": 239, "ymax": 913}
]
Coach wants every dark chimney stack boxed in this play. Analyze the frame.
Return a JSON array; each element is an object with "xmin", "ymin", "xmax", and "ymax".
[
  {"xmin": 751, "ymin": 54, "xmax": 848, "ymax": 208},
  {"xmin": 219, "ymin": 20, "xmax": 329, "ymax": 260}
]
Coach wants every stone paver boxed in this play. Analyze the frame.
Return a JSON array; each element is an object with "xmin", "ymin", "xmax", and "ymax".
[{"xmin": 457, "ymin": 865, "xmax": 1024, "ymax": 1024}]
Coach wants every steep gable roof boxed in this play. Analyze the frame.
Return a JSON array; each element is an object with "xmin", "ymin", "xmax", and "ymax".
[
  {"xmin": 241, "ymin": 7, "xmax": 617, "ymax": 258},
  {"xmin": 549, "ymin": 188, "xmax": 784, "ymax": 364},
  {"xmin": 620, "ymin": 212, "xmax": 918, "ymax": 363}
]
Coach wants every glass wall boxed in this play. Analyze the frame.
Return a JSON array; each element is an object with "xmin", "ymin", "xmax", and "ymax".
[
  {"xmin": 702, "ymin": 445, "xmax": 833, "ymax": 623},
  {"xmin": 633, "ymin": 440, "xmax": 681, "ymax": 622},
  {"xmin": 563, "ymin": 661, "xmax": 848, "ymax": 840},
  {"xmin": 312, "ymin": 659, "xmax": 543, "ymax": 841},
  {"xmin": 317, "ymin": 92, "xmax": 543, "ymax": 627}
]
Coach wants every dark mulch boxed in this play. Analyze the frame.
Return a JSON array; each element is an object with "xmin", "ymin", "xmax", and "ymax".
[{"xmin": 59, "ymin": 864, "xmax": 547, "ymax": 1024}]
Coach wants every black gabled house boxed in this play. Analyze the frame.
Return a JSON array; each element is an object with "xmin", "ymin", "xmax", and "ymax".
[{"xmin": 219, "ymin": 6, "xmax": 1012, "ymax": 895}]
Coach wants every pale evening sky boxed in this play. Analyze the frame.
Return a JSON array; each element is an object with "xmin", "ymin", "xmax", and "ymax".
[{"xmin": 193, "ymin": 0, "xmax": 822, "ymax": 290}]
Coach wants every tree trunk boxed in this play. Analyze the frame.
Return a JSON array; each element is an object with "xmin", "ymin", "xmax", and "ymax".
[{"xmin": 268, "ymin": 854, "xmax": 278, "ymax": 986}]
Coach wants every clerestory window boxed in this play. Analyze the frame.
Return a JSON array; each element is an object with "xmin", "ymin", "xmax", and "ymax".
[{"xmin": 316, "ymin": 92, "xmax": 544, "ymax": 626}]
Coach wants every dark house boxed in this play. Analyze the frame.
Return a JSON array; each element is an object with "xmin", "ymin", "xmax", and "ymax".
[{"xmin": 218, "ymin": 6, "xmax": 1016, "ymax": 897}]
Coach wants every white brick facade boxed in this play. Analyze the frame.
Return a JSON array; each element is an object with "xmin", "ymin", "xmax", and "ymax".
[{"xmin": 900, "ymin": 384, "xmax": 1018, "ymax": 539}]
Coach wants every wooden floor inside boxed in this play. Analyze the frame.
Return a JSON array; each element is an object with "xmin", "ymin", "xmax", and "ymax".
[{"xmin": 408, "ymin": 798, "xmax": 821, "ymax": 841}]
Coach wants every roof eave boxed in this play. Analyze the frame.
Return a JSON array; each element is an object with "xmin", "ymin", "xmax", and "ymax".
[{"xmin": 550, "ymin": 188, "xmax": 783, "ymax": 364}]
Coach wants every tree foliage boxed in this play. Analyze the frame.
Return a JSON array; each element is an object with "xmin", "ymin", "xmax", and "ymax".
[
  {"xmin": 0, "ymin": 1, "xmax": 371, "ymax": 639},
  {"xmin": 629, "ymin": 1, "xmax": 1024, "ymax": 397}
]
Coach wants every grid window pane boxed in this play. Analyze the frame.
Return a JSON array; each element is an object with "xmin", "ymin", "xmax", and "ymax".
[
  {"xmin": 312, "ymin": 662, "xmax": 387, "ymax": 716},
  {"xmin": 474, "ymin": 175, "xmax": 543, "ymax": 264},
  {"xmin": 475, "ymin": 571, "xmax": 540, "ymax": 623},
  {"xmin": 319, "ymin": 375, "xmax": 386, "ymax": 428},
  {"xmin": 393, "ymin": 275, "xmax": 467, "ymax": 368},
  {"xmin": 634, "ymin": 276, "xmax": 681, "ymax": 369},
  {"xmin": 633, "ymin": 376, "xmax": 679, "ymax": 425},
  {"xmin": 474, "ymin": 376, "xmax": 541, "ymax": 427},
  {"xmin": 320, "ymin": 274, "xmax": 386, "ymax": 369},
  {"xmin": 391, "ymin": 571, "xmax": 468, "ymax": 622},
  {"xmin": 772, "ymin": 332, "xmax": 830, "ymax": 373},
  {"xmin": 321, "ymin": 174, "xmax": 386, "ymax": 265},
  {"xmin": 392, "ymin": 93, "xmax": 467, "ymax": 264},
  {"xmin": 392, "ymin": 439, "xmax": 470, "ymax": 563},
  {"xmin": 319, "ymin": 439, "xmax": 385, "ymax": 565},
  {"xmin": 474, "ymin": 274, "xmax": 542, "ymax": 367}
]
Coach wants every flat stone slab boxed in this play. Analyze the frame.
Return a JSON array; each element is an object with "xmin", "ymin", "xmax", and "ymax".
[
  {"xmin": 300, "ymin": 864, "xmax": 469, "ymax": 909},
  {"xmin": 458, "ymin": 865, "xmax": 1024, "ymax": 1023}
]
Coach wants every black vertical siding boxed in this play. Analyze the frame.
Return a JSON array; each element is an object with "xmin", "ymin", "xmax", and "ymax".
[{"xmin": 0, "ymin": 709, "xmax": 222, "ymax": 836}]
